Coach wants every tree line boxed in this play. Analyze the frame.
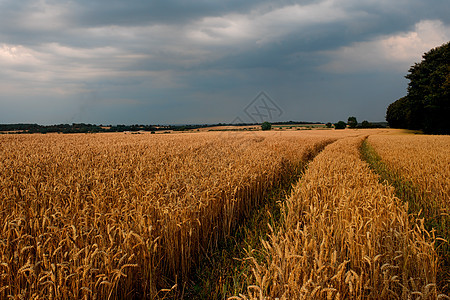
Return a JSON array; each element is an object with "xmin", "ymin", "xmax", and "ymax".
[
  {"xmin": 386, "ymin": 42, "xmax": 449, "ymax": 134},
  {"xmin": 325, "ymin": 117, "xmax": 386, "ymax": 129},
  {"xmin": 0, "ymin": 123, "xmax": 169, "ymax": 134},
  {"xmin": 0, "ymin": 121, "xmax": 322, "ymax": 134}
]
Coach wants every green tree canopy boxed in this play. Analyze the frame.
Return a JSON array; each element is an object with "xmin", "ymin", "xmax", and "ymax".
[
  {"xmin": 386, "ymin": 42, "xmax": 450, "ymax": 134},
  {"xmin": 347, "ymin": 116, "xmax": 358, "ymax": 128},
  {"xmin": 261, "ymin": 122, "xmax": 272, "ymax": 131},
  {"xmin": 361, "ymin": 120, "xmax": 371, "ymax": 128},
  {"xmin": 334, "ymin": 121, "xmax": 347, "ymax": 129}
]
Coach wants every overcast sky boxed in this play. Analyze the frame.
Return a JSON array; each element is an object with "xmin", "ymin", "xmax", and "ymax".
[{"xmin": 1, "ymin": 0, "xmax": 449, "ymax": 125}]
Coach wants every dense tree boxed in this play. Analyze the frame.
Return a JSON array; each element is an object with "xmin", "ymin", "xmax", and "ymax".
[
  {"xmin": 347, "ymin": 116, "xmax": 357, "ymax": 128},
  {"xmin": 325, "ymin": 122, "xmax": 333, "ymax": 128},
  {"xmin": 386, "ymin": 42, "xmax": 450, "ymax": 134},
  {"xmin": 334, "ymin": 121, "xmax": 347, "ymax": 129},
  {"xmin": 361, "ymin": 120, "xmax": 371, "ymax": 128},
  {"xmin": 261, "ymin": 122, "xmax": 272, "ymax": 131},
  {"xmin": 386, "ymin": 97, "xmax": 411, "ymax": 129}
]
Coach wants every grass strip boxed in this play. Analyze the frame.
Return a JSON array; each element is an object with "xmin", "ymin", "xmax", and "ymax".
[{"xmin": 185, "ymin": 175, "xmax": 294, "ymax": 299}]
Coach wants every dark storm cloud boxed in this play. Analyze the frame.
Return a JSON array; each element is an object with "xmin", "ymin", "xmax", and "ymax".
[
  {"xmin": 73, "ymin": 0, "xmax": 255, "ymax": 27},
  {"xmin": 0, "ymin": 0, "xmax": 449, "ymax": 124}
]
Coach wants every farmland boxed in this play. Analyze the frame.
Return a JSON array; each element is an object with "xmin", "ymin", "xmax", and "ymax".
[
  {"xmin": 366, "ymin": 134, "xmax": 450, "ymax": 292},
  {"xmin": 236, "ymin": 135, "xmax": 443, "ymax": 299},
  {"xmin": 0, "ymin": 129, "xmax": 448, "ymax": 299}
]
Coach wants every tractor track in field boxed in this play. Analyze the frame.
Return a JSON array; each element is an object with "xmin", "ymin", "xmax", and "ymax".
[{"xmin": 183, "ymin": 138, "xmax": 338, "ymax": 300}]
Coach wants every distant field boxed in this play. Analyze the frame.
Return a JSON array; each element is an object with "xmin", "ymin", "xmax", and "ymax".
[
  {"xmin": 0, "ymin": 129, "xmax": 447, "ymax": 299},
  {"xmin": 203, "ymin": 125, "xmax": 260, "ymax": 131},
  {"xmin": 272, "ymin": 123, "xmax": 326, "ymax": 129},
  {"xmin": 202, "ymin": 123, "xmax": 326, "ymax": 131}
]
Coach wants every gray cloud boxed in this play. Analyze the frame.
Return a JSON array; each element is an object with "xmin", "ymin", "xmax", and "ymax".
[{"xmin": 0, "ymin": 0, "xmax": 449, "ymax": 124}]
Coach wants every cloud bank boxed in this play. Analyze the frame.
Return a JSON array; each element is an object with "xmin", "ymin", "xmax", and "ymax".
[{"xmin": 0, "ymin": 0, "xmax": 449, "ymax": 124}]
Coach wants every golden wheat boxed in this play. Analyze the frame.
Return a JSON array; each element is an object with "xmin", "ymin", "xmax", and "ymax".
[
  {"xmin": 1, "ymin": 130, "xmax": 348, "ymax": 299},
  {"xmin": 367, "ymin": 134, "xmax": 449, "ymax": 223},
  {"xmin": 237, "ymin": 136, "xmax": 440, "ymax": 299},
  {"xmin": 367, "ymin": 134, "xmax": 450, "ymax": 292}
]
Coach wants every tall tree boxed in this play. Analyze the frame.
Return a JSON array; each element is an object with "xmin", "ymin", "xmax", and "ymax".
[
  {"xmin": 334, "ymin": 121, "xmax": 347, "ymax": 129},
  {"xmin": 347, "ymin": 116, "xmax": 357, "ymax": 128},
  {"xmin": 386, "ymin": 42, "xmax": 450, "ymax": 134},
  {"xmin": 386, "ymin": 97, "xmax": 413, "ymax": 129},
  {"xmin": 261, "ymin": 122, "xmax": 272, "ymax": 131}
]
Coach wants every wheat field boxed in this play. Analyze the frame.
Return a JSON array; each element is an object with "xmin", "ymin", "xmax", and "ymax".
[
  {"xmin": 0, "ymin": 131, "xmax": 341, "ymax": 299},
  {"xmin": 1, "ymin": 130, "xmax": 447, "ymax": 299},
  {"xmin": 235, "ymin": 135, "xmax": 443, "ymax": 299},
  {"xmin": 367, "ymin": 134, "xmax": 449, "ymax": 226},
  {"xmin": 367, "ymin": 134, "xmax": 450, "ymax": 292}
]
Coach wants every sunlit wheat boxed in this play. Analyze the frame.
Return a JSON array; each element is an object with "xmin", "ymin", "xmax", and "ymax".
[
  {"xmin": 237, "ymin": 136, "xmax": 440, "ymax": 299},
  {"xmin": 0, "ymin": 131, "xmax": 342, "ymax": 299}
]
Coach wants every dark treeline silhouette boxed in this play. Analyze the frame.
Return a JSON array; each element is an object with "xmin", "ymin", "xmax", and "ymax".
[
  {"xmin": 0, "ymin": 121, "xmax": 322, "ymax": 134},
  {"xmin": 386, "ymin": 42, "xmax": 449, "ymax": 134},
  {"xmin": 0, "ymin": 123, "xmax": 165, "ymax": 134}
]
